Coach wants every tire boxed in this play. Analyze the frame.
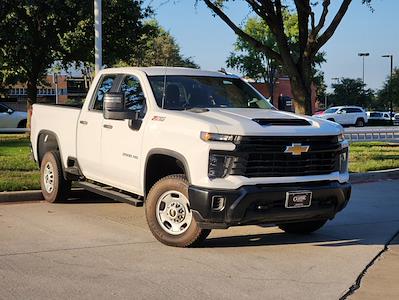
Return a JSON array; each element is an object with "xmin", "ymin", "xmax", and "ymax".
[
  {"xmin": 40, "ymin": 151, "xmax": 71, "ymax": 203},
  {"xmin": 355, "ymin": 118, "xmax": 365, "ymax": 127},
  {"xmin": 145, "ymin": 174, "xmax": 211, "ymax": 247},
  {"xmin": 278, "ymin": 220, "xmax": 327, "ymax": 234},
  {"xmin": 17, "ymin": 119, "xmax": 27, "ymax": 128}
]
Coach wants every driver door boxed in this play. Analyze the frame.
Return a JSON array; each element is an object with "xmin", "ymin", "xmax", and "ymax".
[{"xmin": 100, "ymin": 74, "xmax": 148, "ymax": 194}]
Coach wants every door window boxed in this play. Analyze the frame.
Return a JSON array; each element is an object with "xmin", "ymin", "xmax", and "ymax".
[
  {"xmin": 92, "ymin": 75, "xmax": 116, "ymax": 111},
  {"xmin": 0, "ymin": 104, "xmax": 9, "ymax": 113},
  {"xmin": 120, "ymin": 75, "xmax": 146, "ymax": 115}
]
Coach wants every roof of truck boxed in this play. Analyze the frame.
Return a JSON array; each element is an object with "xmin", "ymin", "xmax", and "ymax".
[{"xmin": 99, "ymin": 67, "xmax": 239, "ymax": 78}]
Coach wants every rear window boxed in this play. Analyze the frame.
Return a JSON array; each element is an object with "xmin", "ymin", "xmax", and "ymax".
[{"xmin": 325, "ymin": 108, "xmax": 338, "ymax": 114}]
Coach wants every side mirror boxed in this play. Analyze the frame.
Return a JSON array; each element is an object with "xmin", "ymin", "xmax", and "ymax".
[
  {"xmin": 7, "ymin": 108, "xmax": 13, "ymax": 114},
  {"xmin": 103, "ymin": 92, "xmax": 134, "ymax": 120},
  {"xmin": 337, "ymin": 110, "xmax": 342, "ymax": 114}
]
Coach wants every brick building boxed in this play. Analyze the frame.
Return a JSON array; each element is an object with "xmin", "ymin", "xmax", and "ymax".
[
  {"xmin": 251, "ymin": 76, "xmax": 317, "ymax": 114},
  {"xmin": 1, "ymin": 75, "xmax": 88, "ymax": 111}
]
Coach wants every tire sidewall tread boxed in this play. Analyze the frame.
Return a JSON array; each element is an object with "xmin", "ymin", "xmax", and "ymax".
[{"xmin": 145, "ymin": 174, "xmax": 210, "ymax": 247}]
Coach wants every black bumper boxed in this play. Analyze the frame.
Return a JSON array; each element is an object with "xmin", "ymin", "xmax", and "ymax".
[{"xmin": 188, "ymin": 181, "xmax": 351, "ymax": 229}]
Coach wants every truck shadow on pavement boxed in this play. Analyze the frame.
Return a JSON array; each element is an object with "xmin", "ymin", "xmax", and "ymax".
[
  {"xmin": 62, "ymin": 190, "xmax": 116, "ymax": 204},
  {"xmin": 202, "ymin": 227, "xmax": 399, "ymax": 248}
]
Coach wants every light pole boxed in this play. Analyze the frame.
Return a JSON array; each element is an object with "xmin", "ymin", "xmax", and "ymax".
[
  {"xmin": 382, "ymin": 54, "xmax": 394, "ymax": 120},
  {"xmin": 358, "ymin": 53, "xmax": 370, "ymax": 84},
  {"xmin": 94, "ymin": 0, "xmax": 102, "ymax": 74}
]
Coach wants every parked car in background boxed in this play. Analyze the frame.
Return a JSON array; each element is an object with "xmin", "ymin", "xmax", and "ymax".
[
  {"xmin": 313, "ymin": 106, "xmax": 368, "ymax": 127},
  {"xmin": 367, "ymin": 111, "xmax": 392, "ymax": 126},
  {"xmin": 394, "ymin": 113, "xmax": 399, "ymax": 126},
  {"xmin": 0, "ymin": 103, "xmax": 27, "ymax": 130}
]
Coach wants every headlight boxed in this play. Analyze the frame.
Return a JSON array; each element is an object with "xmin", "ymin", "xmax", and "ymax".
[
  {"xmin": 338, "ymin": 133, "xmax": 346, "ymax": 143},
  {"xmin": 201, "ymin": 132, "xmax": 236, "ymax": 142},
  {"xmin": 339, "ymin": 147, "xmax": 349, "ymax": 173},
  {"xmin": 208, "ymin": 153, "xmax": 234, "ymax": 178}
]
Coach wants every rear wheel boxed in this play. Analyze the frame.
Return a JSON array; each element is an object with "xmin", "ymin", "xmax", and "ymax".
[
  {"xmin": 355, "ymin": 118, "xmax": 365, "ymax": 127},
  {"xmin": 40, "ymin": 151, "xmax": 71, "ymax": 203},
  {"xmin": 17, "ymin": 119, "xmax": 27, "ymax": 128},
  {"xmin": 145, "ymin": 174, "xmax": 211, "ymax": 247},
  {"xmin": 278, "ymin": 220, "xmax": 327, "ymax": 234}
]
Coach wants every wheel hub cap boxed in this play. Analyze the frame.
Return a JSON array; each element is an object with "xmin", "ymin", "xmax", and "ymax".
[
  {"xmin": 156, "ymin": 191, "xmax": 192, "ymax": 235},
  {"xmin": 43, "ymin": 162, "xmax": 55, "ymax": 193}
]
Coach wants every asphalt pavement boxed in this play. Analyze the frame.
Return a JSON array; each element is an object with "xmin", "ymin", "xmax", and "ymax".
[{"xmin": 0, "ymin": 180, "xmax": 398, "ymax": 300}]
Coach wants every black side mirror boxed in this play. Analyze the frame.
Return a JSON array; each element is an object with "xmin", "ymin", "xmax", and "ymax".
[{"xmin": 103, "ymin": 92, "xmax": 135, "ymax": 120}]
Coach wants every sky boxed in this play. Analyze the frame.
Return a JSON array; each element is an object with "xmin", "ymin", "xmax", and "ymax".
[{"xmin": 145, "ymin": 0, "xmax": 398, "ymax": 92}]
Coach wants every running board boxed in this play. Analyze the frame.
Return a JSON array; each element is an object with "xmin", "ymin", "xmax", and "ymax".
[{"xmin": 76, "ymin": 182, "xmax": 144, "ymax": 207}]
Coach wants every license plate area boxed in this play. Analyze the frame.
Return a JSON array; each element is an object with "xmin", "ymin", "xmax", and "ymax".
[{"xmin": 285, "ymin": 191, "xmax": 312, "ymax": 208}]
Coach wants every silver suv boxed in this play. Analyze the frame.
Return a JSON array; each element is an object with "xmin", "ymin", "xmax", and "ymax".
[{"xmin": 314, "ymin": 106, "xmax": 368, "ymax": 127}]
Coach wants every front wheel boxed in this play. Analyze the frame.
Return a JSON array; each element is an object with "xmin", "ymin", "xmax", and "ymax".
[
  {"xmin": 355, "ymin": 118, "xmax": 365, "ymax": 127},
  {"xmin": 278, "ymin": 220, "xmax": 327, "ymax": 234},
  {"xmin": 40, "ymin": 151, "xmax": 71, "ymax": 203},
  {"xmin": 145, "ymin": 174, "xmax": 211, "ymax": 247}
]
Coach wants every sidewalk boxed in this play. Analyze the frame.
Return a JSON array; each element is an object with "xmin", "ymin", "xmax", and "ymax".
[{"xmin": 350, "ymin": 234, "xmax": 399, "ymax": 299}]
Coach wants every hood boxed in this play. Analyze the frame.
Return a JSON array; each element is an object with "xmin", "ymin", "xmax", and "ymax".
[{"xmin": 183, "ymin": 108, "xmax": 342, "ymax": 136}]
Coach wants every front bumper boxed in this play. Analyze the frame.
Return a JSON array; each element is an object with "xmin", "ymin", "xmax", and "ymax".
[{"xmin": 189, "ymin": 181, "xmax": 351, "ymax": 229}]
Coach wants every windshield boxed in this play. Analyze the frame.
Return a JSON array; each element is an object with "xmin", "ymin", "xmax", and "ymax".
[
  {"xmin": 147, "ymin": 75, "xmax": 273, "ymax": 110},
  {"xmin": 325, "ymin": 108, "xmax": 338, "ymax": 114}
]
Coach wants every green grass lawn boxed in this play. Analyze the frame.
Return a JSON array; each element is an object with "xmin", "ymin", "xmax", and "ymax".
[
  {"xmin": 349, "ymin": 142, "xmax": 399, "ymax": 173},
  {"xmin": 0, "ymin": 134, "xmax": 40, "ymax": 191},
  {"xmin": 0, "ymin": 135, "xmax": 398, "ymax": 192}
]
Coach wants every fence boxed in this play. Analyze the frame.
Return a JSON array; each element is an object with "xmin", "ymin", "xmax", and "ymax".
[{"xmin": 344, "ymin": 128, "xmax": 399, "ymax": 142}]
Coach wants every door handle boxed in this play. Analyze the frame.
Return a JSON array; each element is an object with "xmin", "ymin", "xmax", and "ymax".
[
  {"xmin": 79, "ymin": 120, "xmax": 88, "ymax": 125},
  {"xmin": 103, "ymin": 124, "xmax": 113, "ymax": 129}
]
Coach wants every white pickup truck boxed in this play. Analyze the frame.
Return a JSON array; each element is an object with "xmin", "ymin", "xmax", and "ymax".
[{"xmin": 31, "ymin": 67, "xmax": 351, "ymax": 247}]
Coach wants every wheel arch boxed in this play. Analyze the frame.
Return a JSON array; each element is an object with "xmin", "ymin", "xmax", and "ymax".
[
  {"xmin": 37, "ymin": 130, "xmax": 63, "ymax": 168},
  {"xmin": 144, "ymin": 149, "xmax": 191, "ymax": 198}
]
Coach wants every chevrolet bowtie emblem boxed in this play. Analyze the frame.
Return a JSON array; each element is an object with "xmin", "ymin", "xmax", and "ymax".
[{"xmin": 284, "ymin": 143, "xmax": 310, "ymax": 156}]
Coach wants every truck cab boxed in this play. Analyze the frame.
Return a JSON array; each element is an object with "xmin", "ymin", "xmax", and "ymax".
[{"xmin": 31, "ymin": 67, "xmax": 351, "ymax": 247}]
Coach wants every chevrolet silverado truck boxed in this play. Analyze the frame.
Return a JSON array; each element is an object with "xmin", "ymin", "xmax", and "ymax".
[{"xmin": 31, "ymin": 67, "xmax": 351, "ymax": 247}]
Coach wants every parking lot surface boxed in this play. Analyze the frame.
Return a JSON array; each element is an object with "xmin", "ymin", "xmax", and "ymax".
[{"xmin": 1, "ymin": 180, "xmax": 398, "ymax": 300}]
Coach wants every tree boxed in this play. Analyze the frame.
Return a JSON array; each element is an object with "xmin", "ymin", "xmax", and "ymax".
[
  {"xmin": 226, "ymin": 14, "xmax": 325, "ymax": 104},
  {"xmin": 378, "ymin": 68, "xmax": 399, "ymax": 111},
  {"xmin": 329, "ymin": 78, "xmax": 375, "ymax": 108},
  {"xmin": 126, "ymin": 20, "xmax": 199, "ymax": 68},
  {"xmin": 203, "ymin": 0, "xmax": 372, "ymax": 115},
  {"xmin": 0, "ymin": 0, "xmax": 152, "ymax": 122}
]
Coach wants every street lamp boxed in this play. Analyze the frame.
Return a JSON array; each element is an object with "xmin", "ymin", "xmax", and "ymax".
[
  {"xmin": 358, "ymin": 53, "xmax": 370, "ymax": 84},
  {"xmin": 382, "ymin": 54, "xmax": 394, "ymax": 121},
  {"xmin": 94, "ymin": 0, "xmax": 102, "ymax": 74}
]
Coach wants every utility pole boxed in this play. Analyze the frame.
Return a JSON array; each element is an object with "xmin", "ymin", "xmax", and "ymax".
[
  {"xmin": 382, "ymin": 54, "xmax": 394, "ymax": 123},
  {"xmin": 94, "ymin": 0, "xmax": 102, "ymax": 74},
  {"xmin": 358, "ymin": 53, "xmax": 370, "ymax": 85}
]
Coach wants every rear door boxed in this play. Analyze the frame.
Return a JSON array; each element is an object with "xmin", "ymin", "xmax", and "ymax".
[
  {"xmin": 100, "ymin": 73, "xmax": 148, "ymax": 194},
  {"xmin": 76, "ymin": 74, "xmax": 117, "ymax": 182},
  {"xmin": 0, "ymin": 104, "xmax": 14, "ymax": 128}
]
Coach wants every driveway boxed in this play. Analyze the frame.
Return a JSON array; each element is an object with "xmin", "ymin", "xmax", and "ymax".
[{"xmin": 0, "ymin": 180, "xmax": 398, "ymax": 300}]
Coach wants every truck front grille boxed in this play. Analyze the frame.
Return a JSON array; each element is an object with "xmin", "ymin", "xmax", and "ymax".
[{"xmin": 213, "ymin": 136, "xmax": 342, "ymax": 178}]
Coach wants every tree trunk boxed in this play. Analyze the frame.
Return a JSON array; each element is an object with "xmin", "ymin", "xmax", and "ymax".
[
  {"xmin": 26, "ymin": 78, "xmax": 38, "ymax": 132},
  {"xmin": 290, "ymin": 75, "xmax": 313, "ymax": 115}
]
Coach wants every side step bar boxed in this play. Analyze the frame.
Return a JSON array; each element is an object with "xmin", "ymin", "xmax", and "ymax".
[{"xmin": 76, "ymin": 182, "xmax": 144, "ymax": 207}]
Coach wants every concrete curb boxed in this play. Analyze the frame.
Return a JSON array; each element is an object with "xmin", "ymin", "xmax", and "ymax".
[
  {"xmin": 0, "ymin": 190, "xmax": 43, "ymax": 203},
  {"xmin": 350, "ymin": 168, "xmax": 399, "ymax": 184},
  {"xmin": 1, "ymin": 170, "xmax": 399, "ymax": 203},
  {"xmin": 0, "ymin": 188, "xmax": 86, "ymax": 203}
]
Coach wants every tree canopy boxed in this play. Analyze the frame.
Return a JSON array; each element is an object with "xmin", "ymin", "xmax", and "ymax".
[
  {"xmin": 203, "ymin": 0, "xmax": 372, "ymax": 114},
  {"xmin": 377, "ymin": 68, "xmax": 399, "ymax": 111},
  {"xmin": 329, "ymin": 78, "xmax": 375, "ymax": 108},
  {"xmin": 0, "ymin": 0, "xmax": 152, "ymax": 109}
]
